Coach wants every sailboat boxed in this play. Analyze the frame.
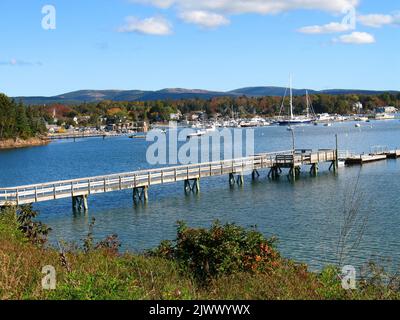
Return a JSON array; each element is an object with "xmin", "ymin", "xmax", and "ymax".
[{"xmin": 278, "ymin": 77, "xmax": 314, "ymax": 126}]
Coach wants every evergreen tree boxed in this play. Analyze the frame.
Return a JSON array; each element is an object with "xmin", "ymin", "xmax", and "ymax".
[{"xmin": 0, "ymin": 93, "xmax": 46, "ymax": 140}]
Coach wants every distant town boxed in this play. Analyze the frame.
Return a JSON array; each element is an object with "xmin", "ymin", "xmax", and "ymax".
[
  {"xmin": 1, "ymin": 91, "xmax": 399, "ymax": 144},
  {"xmin": 44, "ymin": 96, "xmax": 399, "ymax": 139}
]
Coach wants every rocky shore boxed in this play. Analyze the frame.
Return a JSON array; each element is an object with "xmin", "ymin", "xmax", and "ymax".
[{"xmin": 0, "ymin": 137, "xmax": 50, "ymax": 150}]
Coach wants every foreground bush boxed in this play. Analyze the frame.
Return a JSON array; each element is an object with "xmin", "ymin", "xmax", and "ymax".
[{"xmin": 153, "ymin": 221, "xmax": 280, "ymax": 283}]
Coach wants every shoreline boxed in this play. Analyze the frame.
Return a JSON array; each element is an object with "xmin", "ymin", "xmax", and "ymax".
[{"xmin": 0, "ymin": 137, "xmax": 50, "ymax": 150}]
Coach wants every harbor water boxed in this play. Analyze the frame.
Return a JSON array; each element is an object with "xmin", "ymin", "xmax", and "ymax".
[{"xmin": 1, "ymin": 120, "xmax": 400, "ymax": 271}]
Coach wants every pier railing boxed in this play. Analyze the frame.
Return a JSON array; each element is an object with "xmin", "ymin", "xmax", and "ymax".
[
  {"xmin": 338, "ymin": 150, "xmax": 356, "ymax": 159},
  {"xmin": 0, "ymin": 149, "xmax": 341, "ymax": 206},
  {"xmin": 3, "ymin": 150, "xmax": 318, "ymax": 206}
]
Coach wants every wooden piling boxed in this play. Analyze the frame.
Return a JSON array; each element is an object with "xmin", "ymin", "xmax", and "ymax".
[
  {"xmin": 252, "ymin": 169, "xmax": 260, "ymax": 180},
  {"xmin": 184, "ymin": 178, "xmax": 200, "ymax": 194},
  {"xmin": 72, "ymin": 195, "xmax": 88, "ymax": 212},
  {"xmin": 133, "ymin": 186, "xmax": 148, "ymax": 203},
  {"xmin": 310, "ymin": 163, "xmax": 318, "ymax": 176}
]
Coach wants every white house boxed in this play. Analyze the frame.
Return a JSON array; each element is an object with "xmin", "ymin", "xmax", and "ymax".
[
  {"xmin": 375, "ymin": 106, "xmax": 397, "ymax": 114},
  {"xmin": 170, "ymin": 111, "xmax": 182, "ymax": 120}
]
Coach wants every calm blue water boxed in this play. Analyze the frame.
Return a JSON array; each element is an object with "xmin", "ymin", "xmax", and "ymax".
[{"xmin": 1, "ymin": 120, "xmax": 400, "ymax": 270}]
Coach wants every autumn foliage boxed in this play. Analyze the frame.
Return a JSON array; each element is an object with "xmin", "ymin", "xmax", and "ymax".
[{"xmin": 153, "ymin": 221, "xmax": 281, "ymax": 283}]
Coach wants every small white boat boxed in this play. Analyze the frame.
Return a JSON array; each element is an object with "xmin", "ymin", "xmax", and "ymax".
[
  {"xmin": 338, "ymin": 160, "xmax": 345, "ymax": 168},
  {"xmin": 375, "ymin": 113, "xmax": 395, "ymax": 120},
  {"xmin": 355, "ymin": 123, "xmax": 361, "ymax": 128},
  {"xmin": 187, "ymin": 130, "xmax": 206, "ymax": 139},
  {"xmin": 239, "ymin": 119, "xmax": 260, "ymax": 127},
  {"xmin": 129, "ymin": 134, "xmax": 146, "ymax": 139},
  {"xmin": 317, "ymin": 113, "xmax": 334, "ymax": 122},
  {"xmin": 355, "ymin": 116, "xmax": 368, "ymax": 122},
  {"xmin": 324, "ymin": 123, "xmax": 332, "ymax": 127}
]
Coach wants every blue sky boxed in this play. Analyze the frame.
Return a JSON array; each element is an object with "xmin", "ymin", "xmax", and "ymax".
[{"xmin": 0, "ymin": 0, "xmax": 399, "ymax": 97}]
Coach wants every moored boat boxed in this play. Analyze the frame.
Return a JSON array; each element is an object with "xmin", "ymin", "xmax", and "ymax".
[
  {"xmin": 187, "ymin": 130, "xmax": 206, "ymax": 139},
  {"xmin": 277, "ymin": 77, "xmax": 314, "ymax": 126},
  {"xmin": 374, "ymin": 113, "xmax": 395, "ymax": 120}
]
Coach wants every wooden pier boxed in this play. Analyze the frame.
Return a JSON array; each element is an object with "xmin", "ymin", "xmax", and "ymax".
[
  {"xmin": 2, "ymin": 147, "xmax": 399, "ymax": 211},
  {"xmin": 0, "ymin": 149, "xmax": 338, "ymax": 210},
  {"xmin": 48, "ymin": 132, "xmax": 126, "ymax": 140}
]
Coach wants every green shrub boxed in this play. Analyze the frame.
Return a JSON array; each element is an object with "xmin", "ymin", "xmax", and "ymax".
[
  {"xmin": 16, "ymin": 205, "xmax": 51, "ymax": 245},
  {"xmin": 153, "ymin": 220, "xmax": 280, "ymax": 283},
  {"xmin": 317, "ymin": 266, "xmax": 348, "ymax": 300},
  {"xmin": 0, "ymin": 206, "xmax": 23, "ymax": 242}
]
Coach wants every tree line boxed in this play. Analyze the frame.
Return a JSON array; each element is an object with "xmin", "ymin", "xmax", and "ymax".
[
  {"xmin": 38, "ymin": 92, "xmax": 400, "ymax": 127},
  {"xmin": 0, "ymin": 93, "xmax": 47, "ymax": 140},
  {"xmin": 1, "ymin": 91, "xmax": 399, "ymax": 137}
]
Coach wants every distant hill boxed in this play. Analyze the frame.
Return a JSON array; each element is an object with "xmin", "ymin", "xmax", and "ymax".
[
  {"xmin": 320, "ymin": 89, "xmax": 400, "ymax": 95},
  {"xmin": 14, "ymin": 87, "xmax": 399, "ymax": 105},
  {"xmin": 229, "ymin": 86, "xmax": 319, "ymax": 97}
]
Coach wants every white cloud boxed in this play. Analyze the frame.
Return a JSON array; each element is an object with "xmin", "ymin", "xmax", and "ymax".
[
  {"xmin": 130, "ymin": 0, "xmax": 374, "ymax": 37},
  {"xmin": 336, "ymin": 31, "xmax": 375, "ymax": 44},
  {"xmin": 358, "ymin": 13, "xmax": 399, "ymax": 28},
  {"xmin": 134, "ymin": 0, "xmax": 359, "ymax": 15},
  {"xmin": 139, "ymin": 0, "xmax": 175, "ymax": 9},
  {"xmin": 118, "ymin": 16, "xmax": 172, "ymax": 35},
  {"xmin": 179, "ymin": 10, "xmax": 230, "ymax": 28},
  {"xmin": 298, "ymin": 22, "xmax": 353, "ymax": 34},
  {"xmin": 133, "ymin": 0, "xmax": 359, "ymax": 29},
  {"xmin": 0, "ymin": 58, "xmax": 42, "ymax": 66}
]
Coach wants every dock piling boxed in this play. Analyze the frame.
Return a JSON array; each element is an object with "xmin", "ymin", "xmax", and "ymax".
[
  {"xmin": 252, "ymin": 170, "xmax": 260, "ymax": 180},
  {"xmin": 133, "ymin": 186, "xmax": 148, "ymax": 203},
  {"xmin": 72, "ymin": 195, "xmax": 88, "ymax": 212},
  {"xmin": 289, "ymin": 166, "xmax": 296, "ymax": 182},
  {"xmin": 229, "ymin": 173, "xmax": 244, "ymax": 186},
  {"xmin": 184, "ymin": 178, "xmax": 200, "ymax": 194},
  {"xmin": 268, "ymin": 166, "xmax": 280, "ymax": 180},
  {"xmin": 310, "ymin": 163, "xmax": 319, "ymax": 176}
]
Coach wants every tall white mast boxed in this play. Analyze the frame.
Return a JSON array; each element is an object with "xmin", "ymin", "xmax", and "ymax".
[
  {"xmin": 289, "ymin": 75, "xmax": 294, "ymax": 119},
  {"xmin": 306, "ymin": 90, "xmax": 310, "ymax": 118}
]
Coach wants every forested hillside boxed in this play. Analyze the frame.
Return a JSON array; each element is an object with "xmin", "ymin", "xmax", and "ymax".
[{"xmin": 0, "ymin": 93, "xmax": 46, "ymax": 140}]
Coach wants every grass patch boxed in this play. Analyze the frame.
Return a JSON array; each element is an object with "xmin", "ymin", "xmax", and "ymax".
[{"xmin": 1, "ymin": 205, "xmax": 400, "ymax": 300}]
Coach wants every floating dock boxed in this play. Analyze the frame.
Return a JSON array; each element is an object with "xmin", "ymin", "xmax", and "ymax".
[
  {"xmin": 385, "ymin": 150, "xmax": 400, "ymax": 159},
  {"xmin": 344, "ymin": 154, "xmax": 387, "ymax": 165},
  {"xmin": 343, "ymin": 149, "xmax": 400, "ymax": 165}
]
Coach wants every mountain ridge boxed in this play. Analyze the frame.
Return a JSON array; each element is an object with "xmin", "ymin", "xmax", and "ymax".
[{"xmin": 12, "ymin": 87, "xmax": 400, "ymax": 105}]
